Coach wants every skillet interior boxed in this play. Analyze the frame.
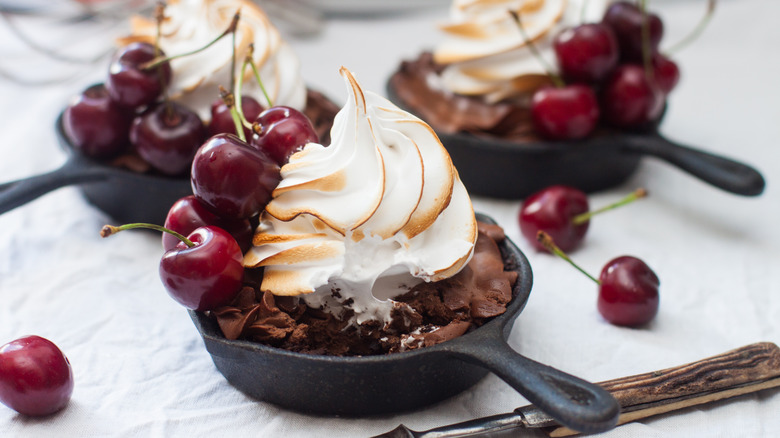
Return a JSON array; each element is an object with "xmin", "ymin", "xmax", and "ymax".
[
  {"xmin": 54, "ymin": 114, "xmax": 195, "ymax": 225},
  {"xmin": 189, "ymin": 213, "xmax": 534, "ymax": 416}
]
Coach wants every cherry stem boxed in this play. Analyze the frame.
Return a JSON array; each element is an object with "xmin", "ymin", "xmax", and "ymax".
[
  {"xmin": 219, "ymin": 86, "xmax": 247, "ymax": 142},
  {"xmin": 572, "ymin": 188, "xmax": 647, "ymax": 225},
  {"xmin": 140, "ymin": 10, "xmax": 241, "ymax": 71},
  {"xmin": 245, "ymin": 43, "xmax": 274, "ymax": 108},
  {"xmin": 153, "ymin": 2, "xmax": 174, "ymax": 120},
  {"xmin": 665, "ymin": 0, "xmax": 716, "ymax": 55},
  {"xmin": 509, "ymin": 10, "xmax": 564, "ymax": 88},
  {"xmin": 580, "ymin": 0, "xmax": 590, "ymax": 23},
  {"xmin": 100, "ymin": 223, "xmax": 195, "ymax": 248},
  {"xmin": 639, "ymin": 0, "xmax": 654, "ymax": 81},
  {"xmin": 537, "ymin": 231, "xmax": 600, "ymax": 284}
]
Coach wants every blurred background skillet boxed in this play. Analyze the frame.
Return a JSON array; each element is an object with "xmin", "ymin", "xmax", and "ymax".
[
  {"xmin": 386, "ymin": 82, "xmax": 765, "ymax": 200},
  {"xmin": 0, "ymin": 113, "xmax": 192, "ymax": 225}
]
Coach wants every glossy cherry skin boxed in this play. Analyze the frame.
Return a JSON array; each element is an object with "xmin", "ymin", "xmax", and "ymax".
[
  {"xmin": 519, "ymin": 185, "xmax": 590, "ymax": 252},
  {"xmin": 531, "ymin": 85, "xmax": 600, "ymax": 140},
  {"xmin": 602, "ymin": 1, "xmax": 664, "ymax": 63},
  {"xmin": 62, "ymin": 84, "xmax": 133, "ymax": 160},
  {"xmin": 159, "ymin": 226, "xmax": 244, "ymax": 311},
  {"xmin": 250, "ymin": 106, "xmax": 318, "ymax": 166},
  {"xmin": 191, "ymin": 133, "xmax": 281, "ymax": 219},
  {"xmin": 601, "ymin": 65, "xmax": 665, "ymax": 129},
  {"xmin": 130, "ymin": 101, "xmax": 207, "ymax": 176},
  {"xmin": 106, "ymin": 42, "xmax": 172, "ymax": 109},
  {"xmin": 553, "ymin": 23, "xmax": 619, "ymax": 83},
  {"xmin": 598, "ymin": 256, "xmax": 659, "ymax": 326},
  {"xmin": 0, "ymin": 336, "xmax": 74, "ymax": 416},
  {"xmin": 652, "ymin": 53, "xmax": 680, "ymax": 95},
  {"xmin": 163, "ymin": 195, "xmax": 253, "ymax": 253},
  {"xmin": 208, "ymin": 96, "xmax": 264, "ymax": 138}
]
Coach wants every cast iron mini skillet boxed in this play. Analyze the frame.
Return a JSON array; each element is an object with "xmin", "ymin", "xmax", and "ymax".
[
  {"xmin": 188, "ymin": 214, "xmax": 621, "ymax": 435},
  {"xmin": 385, "ymin": 82, "xmax": 765, "ymax": 200},
  {"xmin": 0, "ymin": 113, "xmax": 192, "ymax": 225}
]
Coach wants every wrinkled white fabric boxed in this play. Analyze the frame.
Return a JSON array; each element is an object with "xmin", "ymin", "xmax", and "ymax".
[{"xmin": 1, "ymin": 1, "xmax": 779, "ymax": 437}]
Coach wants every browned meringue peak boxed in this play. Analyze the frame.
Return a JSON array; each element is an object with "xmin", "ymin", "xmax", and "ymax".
[
  {"xmin": 244, "ymin": 67, "xmax": 477, "ymax": 324},
  {"xmin": 432, "ymin": 0, "xmax": 607, "ymax": 102},
  {"xmin": 119, "ymin": 0, "xmax": 306, "ymax": 117}
]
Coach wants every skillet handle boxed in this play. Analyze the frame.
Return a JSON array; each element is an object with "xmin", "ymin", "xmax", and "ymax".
[
  {"xmin": 622, "ymin": 134, "xmax": 765, "ymax": 196},
  {"xmin": 0, "ymin": 158, "xmax": 111, "ymax": 215},
  {"xmin": 447, "ymin": 334, "xmax": 619, "ymax": 434}
]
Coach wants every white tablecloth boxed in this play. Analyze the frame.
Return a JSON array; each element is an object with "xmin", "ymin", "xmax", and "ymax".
[{"xmin": 1, "ymin": 1, "xmax": 779, "ymax": 436}]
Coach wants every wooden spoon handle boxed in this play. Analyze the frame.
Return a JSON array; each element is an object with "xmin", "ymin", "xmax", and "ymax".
[{"xmin": 548, "ymin": 342, "xmax": 780, "ymax": 437}]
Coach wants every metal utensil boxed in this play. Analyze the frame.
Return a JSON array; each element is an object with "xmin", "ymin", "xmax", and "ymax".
[{"xmin": 373, "ymin": 342, "xmax": 780, "ymax": 437}]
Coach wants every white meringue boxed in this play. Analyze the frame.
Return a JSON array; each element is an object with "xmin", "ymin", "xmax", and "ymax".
[
  {"xmin": 244, "ymin": 67, "xmax": 477, "ymax": 325},
  {"xmin": 120, "ymin": 0, "xmax": 306, "ymax": 119},
  {"xmin": 434, "ymin": 0, "xmax": 607, "ymax": 103}
]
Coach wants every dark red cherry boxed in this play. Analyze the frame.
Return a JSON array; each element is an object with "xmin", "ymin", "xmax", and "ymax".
[
  {"xmin": 130, "ymin": 101, "xmax": 207, "ymax": 176},
  {"xmin": 106, "ymin": 42, "xmax": 172, "ymax": 109},
  {"xmin": 553, "ymin": 23, "xmax": 619, "ymax": 83},
  {"xmin": 601, "ymin": 64, "xmax": 665, "ymax": 129},
  {"xmin": 208, "ymin": 96, "xmax": 264, "ymax": 138},
  {"xmin": 651, "ymin": 53, "xmax": 680, "ymax": 95},
  {"xmin": 250, "ymin": 106, "xmax": 318, "ymax": 166},
  {"xmin": 519, "ymin": 185, "xmax": 589, "ymax": 252},
  {"xmin": 531, "ymin": 85, "xmax": 599, "ymax": 140},
  {"xmin": 159, "ymin": 225, "xmax": 244, "ymax": 311},
  {"xmin": 0, "ymin": 335, "xmax": 74, "ymax": 417},
  {"xmin": 163, "ymin": 195, "xmax": 253, "ymax": 253},
  {"xmin": 598, "ymin": 256, "xmax": 659, "ymax": 326},
  {"xmin": 62, "ymin": 84, "xmax": 133, "ymax": 160},
  {"xmin": 602, "ymin": 1, "xmax": 664, "ymax": 63},
  {"xmin": 191, "ymin": 133, "xmax": 281, "ymax": 219}
]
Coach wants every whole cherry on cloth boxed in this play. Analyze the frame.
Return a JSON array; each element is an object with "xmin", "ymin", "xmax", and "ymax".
[
  {"xmin": 537, "ymin": 232, "xmax": 659, "ymax": 327},
  {"xmin": 130, "ymin": 101, "xmax": 207, "ymax": 176},
  {"xmin": 519, "ymin": 186, "xmax": 647, "ymax": 252},
  {"xmin": 163, "ymin": 195, "xmax": 253, "ymax": 253},
  {"xmin": 602, "ymin": 1, "xmax": 664, "ymax": 63},
  {"xmin": 531, "ymin": 85, "xmax": 600, "ymax": 140},
  {"xmin": 0, "ymin": 335, "xmax": 74, "ymax": 416},
  {"xmin": 519, "ymin": 185, "xmax": 590, "ymax": 252},
  {"xmin": 208, "ymin": 95, "xmax": 264, "ymax": 138},
  {"xmin": 601, "ymin": 64, "xmax": 665, "ymax": 129},
  {"xmin": 250, "ymin": 106, "xmax": 319, "ymax": 166},
  {"xmin": 100, "ymin": 223, "xmax": 244, "ymax": 311},
  {"xmin": 105, "ymin": 42, "xmax": 172, "ymax": 109},
  {"xmin": 598, "ymin": 256, "xmax": 660, "ymax": 326},
  {"xmin": 553, "ymin": 23, "xmax": 619, "ymax": 84},
  {"xmin": 62, "ymin": 84, "xmax": 134, "ymax": 160},
  {"xmin": 191, "ymin": 133, "xmax": 281, "ymax": 219}
]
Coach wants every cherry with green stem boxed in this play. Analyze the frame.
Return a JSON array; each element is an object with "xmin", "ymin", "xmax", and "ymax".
[
  {"xmin": 519, "ymin": 185, "xmax": 647, "ymax": 252},
  {"xmin": 537, "ymin": 231, "xmax": 659, "ymax": 327},
  {"xmin": 101, "ymin": 223, "xmax": 244, "ymax": 311}
]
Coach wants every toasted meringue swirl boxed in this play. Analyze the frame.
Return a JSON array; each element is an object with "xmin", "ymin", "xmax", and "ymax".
[
  {"xmin": 120, "ymin": 0, "xmax": 306, "ymax": 118},
  {"xmin": 434, "ymin": 0, "xmax": 606, "ymax": 103},
  {"xmin": 244, "ymin": 67, "xmax": 477, "ymax": 324}
]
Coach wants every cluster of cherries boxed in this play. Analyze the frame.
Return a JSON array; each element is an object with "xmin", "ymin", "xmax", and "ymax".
[
  {"xmin": 518, "ymin": 185, "xmax": 659, "ymax": 327},
  {"xmin": 61, "ymin": 9, "xmax": 317, "ymax": 179},
  {"xmin": 529, "ymin": 1, "xmax": 686, "ymax": 140},
  {"xmin": 2, "ymin": 9, "xmax": 322, "ymax": 419}
]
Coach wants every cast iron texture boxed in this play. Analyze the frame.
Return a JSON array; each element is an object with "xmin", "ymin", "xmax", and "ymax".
[
  {"xmin": 188, "ymin": 214, "xmax": 620, "ymax": 435},
  {"xmin": 385, "ymin": 79, "xmax": 765, "ymax": 200},
  {"xmin": 0, "ymin": 113, "xmax": 191, "ymax": 225}
]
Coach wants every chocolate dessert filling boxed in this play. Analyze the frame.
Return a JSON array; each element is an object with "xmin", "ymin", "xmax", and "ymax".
[
  {"xmin": 109, "ymin": 88, "xmax": 339, "ymax": 174},
  {"xmin": 388, "ymin": 52, "xmax": 548, "ymax": 143},
  {"xmin": 211, "ymin": 221, "xmax": 518, "ymax": 356}
]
